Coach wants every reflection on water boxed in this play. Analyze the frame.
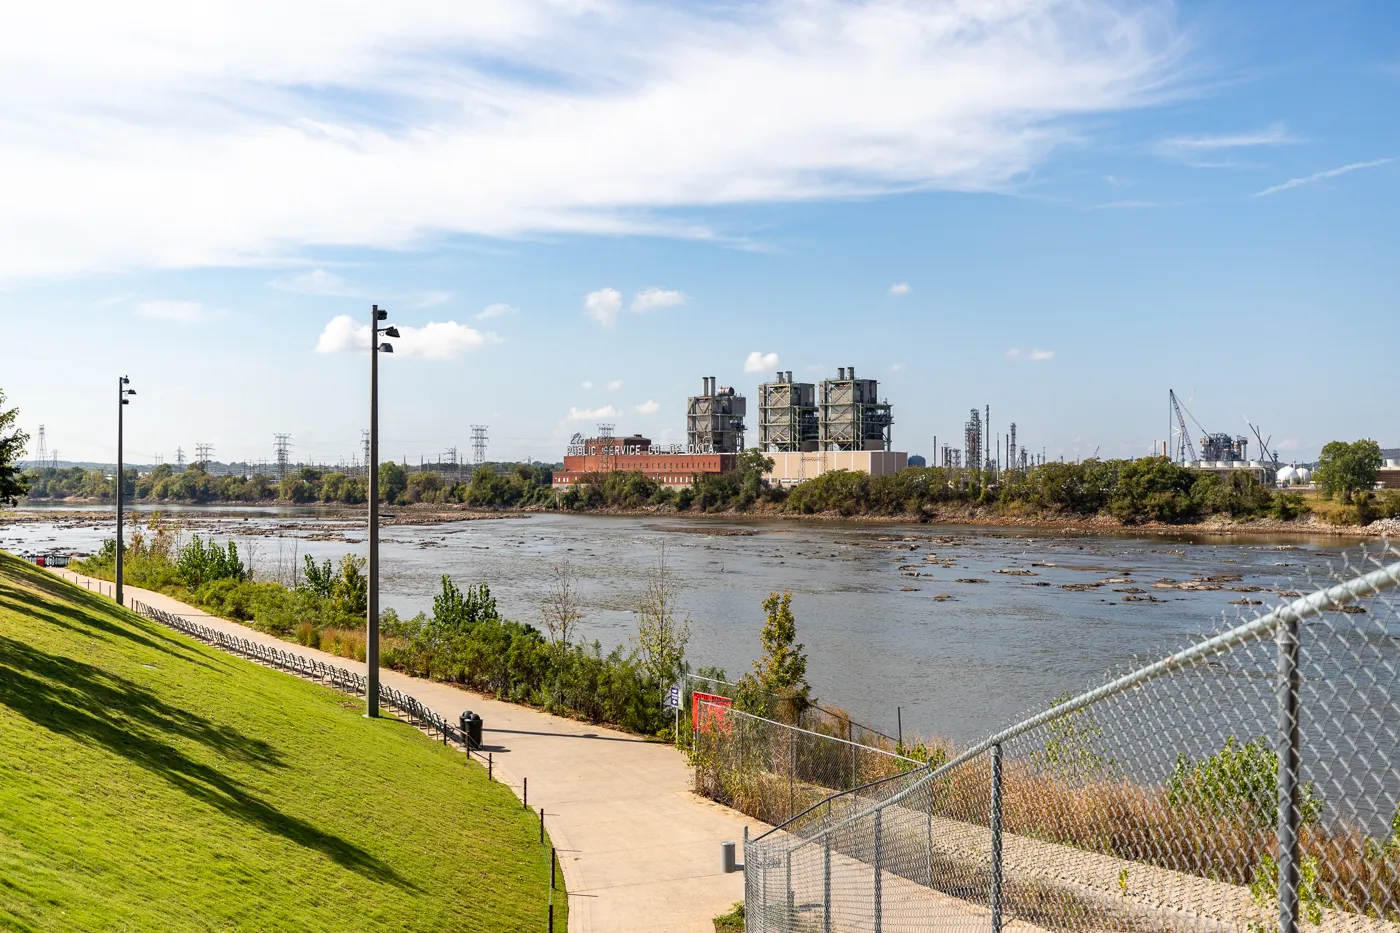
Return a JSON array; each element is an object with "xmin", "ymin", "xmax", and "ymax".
[{"xmin": 0, "ymin": 508, "xmax": 1369, "ymax": 743}]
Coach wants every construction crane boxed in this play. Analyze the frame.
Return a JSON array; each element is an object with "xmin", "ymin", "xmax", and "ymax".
[
  {"xmin": 1246, "ymin": 418, "xmax": 1279, "ymax": 469},
  {"xmin": 1169, "ymin": 390, "xmax": 1198, "ymax": 463}
]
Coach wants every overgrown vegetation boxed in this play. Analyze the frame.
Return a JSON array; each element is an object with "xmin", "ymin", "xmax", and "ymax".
[
  {"xmin": 77, "ymin": 527, "xmax": 694, "ymax": 738},
  {"xmin": 0, "ymin": 548, "xmax": 561, "ymax": 932}
]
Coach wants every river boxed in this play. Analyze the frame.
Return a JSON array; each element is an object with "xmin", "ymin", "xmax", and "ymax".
[{"xmin": 3, "ymin": 505, "xmax": 1376, "ymax": 745}]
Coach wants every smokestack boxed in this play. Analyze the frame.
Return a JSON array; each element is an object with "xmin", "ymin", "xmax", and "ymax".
[
  {"xmin": 785, "ymin": 371, "xmax": 792, "ymax": 383},
  {"xmin": 848, "ymin": 366, "xmax": 855, "ymax": 380},
  {"xmin": 838, "ymin": 367, "xmax": 846, "ymax": 379}
]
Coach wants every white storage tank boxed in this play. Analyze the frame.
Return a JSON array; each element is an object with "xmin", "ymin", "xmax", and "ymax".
[{"xmin": 1277, "ymin": 465, "xmax": 1298, "ymax": 485}]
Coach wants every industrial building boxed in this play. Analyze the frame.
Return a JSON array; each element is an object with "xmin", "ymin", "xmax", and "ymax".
[
  {"xmin": 818, "ymin": 367, "xmax": 892, "ymax": 452},
  {"xmin": 551, "ymin": 433, "xmax": 737, "ymax": 491},
  {"xmin": 1380, "ymin": 458, "xmax": 1400, "ymax": 490},
  {"xmin": 762, "ymin": 450, "xmax": 909, "ymax": 487},
  {"xmin": 757, "ymin": 372, "xmax": 818, "ymax": 452},
  {"xmin": 687, "ymin": 377, "xmax": 747, "ymax": 453}
]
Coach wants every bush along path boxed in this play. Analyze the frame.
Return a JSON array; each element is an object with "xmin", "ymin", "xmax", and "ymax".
[{"xmin": 48, "ymin": 567, "xmax": 755, "ymax": 933}]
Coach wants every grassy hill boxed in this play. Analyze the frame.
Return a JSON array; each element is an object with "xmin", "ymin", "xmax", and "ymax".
[{"xmin": 0, "ymin": 550, "xmax": 563, "ymax": 932}]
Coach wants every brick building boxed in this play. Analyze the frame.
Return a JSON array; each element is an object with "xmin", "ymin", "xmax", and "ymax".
[{"xmin": 551, "ymin": 434, "xmax": 738, "ymax": 490}]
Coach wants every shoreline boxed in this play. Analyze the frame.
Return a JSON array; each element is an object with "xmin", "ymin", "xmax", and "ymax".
[{"xmin": 8, "ymin": 498, "xmax": 1392, "ymax": 540}]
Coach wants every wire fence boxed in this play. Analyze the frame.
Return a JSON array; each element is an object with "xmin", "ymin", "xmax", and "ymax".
[
  {"xmin": 739, "ymin": 543, "xmax": 1400, "ymax": 933},
  {"xmin": 692, "ymin": 699, "xmax": 926, "ymax": 826},
  {"xmin": 685, "ymin": 673, "xmax": 902, "ymax": 749}
]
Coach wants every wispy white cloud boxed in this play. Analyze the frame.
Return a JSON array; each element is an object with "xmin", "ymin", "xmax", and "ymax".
[
  {"xmin": 565, "ymin": 404, "xmax": 621, "ymax": 422},
  {"xmin": 606, "ymin": 379, "xmax": 623, "ymax": 391},
  {"xmin": 583, "ymin": 288, "xmax": 622, "ymax": 327},
  {"xmin": 0, "ymin": 0, "xmax": 1188, "ymax": 283},
  {"xmin": 630, "ymin": 288, "xmax": 686, "ymax": 313},
  {"xmin": 890, "ymin": 363, "xmax": 904, "ymax": 372},
  {"xmin": 1252, "ymin": 159, "xmax": 1393, "ymax": 197},
  {"xmin": 634, "ymin": 399, "xmax": 660, "ymax": 414},
  {"xmin": 745, "ymin": 350, "xmax": 780, "ymax": 373},
  {"xmin": 314, "ymin": 315, "xmax": 499, "ymax": 359},
  {"xmin": 1153, "ymin": 124, "xmax": 1295, "ymax": 167},
  {"xmin": 136, "ymin": 300, "xmax": 209, "ymax": 322},
  {"xmin": 273, "ymin": 268, "xmax": 451, "ymax": 309},
  {"xmin": 1029, "ymin": 349, "xmax": 1055, "ymax": 361},
  {"xmin": 476, "ymin": 302, "xmax": 518, "ymax": 320},
  {"xmin": 580, "ymin": 380, "xmax": 593, "ymax": 389},
  {"xmin": 888, "ymin": 282, "xmax": 911, "ymax": 296},
  {"xmin": 1006, "ymin": 348, "xmax": 1054, "ymax": 361}
]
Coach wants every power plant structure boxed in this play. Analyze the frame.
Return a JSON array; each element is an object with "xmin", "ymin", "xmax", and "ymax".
[
  {"xmin": 687, "ymin": 377, "xmax": 747, "ymax": 454},
  {"xmin": 758, "ymin": 372, "xmax": 818, "ymax": 452},
  {"xmin": 818, "ymin": 366, "xmax": 892, "ymax": 452}
]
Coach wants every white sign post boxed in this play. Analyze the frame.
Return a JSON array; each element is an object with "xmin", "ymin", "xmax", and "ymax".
[{"xmin": 664, "ymin": 684, "xmax": 682, "ymax": 747}]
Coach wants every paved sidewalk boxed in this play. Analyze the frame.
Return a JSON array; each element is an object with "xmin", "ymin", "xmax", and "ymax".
[{"xmin": 50, "ymin": 569, "xmax": 756, "ymax": 933}]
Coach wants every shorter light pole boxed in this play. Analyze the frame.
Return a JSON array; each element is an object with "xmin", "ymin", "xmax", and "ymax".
[
  {"xmin": 116, "ymin": 376, "xmax": 136, "ymax": 607},
  {"xmin": 367, "ymin": 305, "xmax": 398, "ymax": 717}
]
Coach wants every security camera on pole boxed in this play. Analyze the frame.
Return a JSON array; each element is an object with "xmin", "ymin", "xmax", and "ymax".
[
  {"xmin": 116, "ymin": 376, "xmax": 136, "ymax": 607},
  {"xmin": 366, "ymin": 305, "xmax": 399, "ymax": 717}
]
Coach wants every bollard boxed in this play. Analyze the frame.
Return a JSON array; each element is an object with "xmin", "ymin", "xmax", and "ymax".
[
  {"xmin": 523, "ymin": 777, "xmax": 528, "ymax": 809},
  {"xmin": 539, "ymin": 808, "xmax": 545, "ymax": 844},
  {"xmin": 721, "ymin": 840, "xmax": 738, "ymax": 874},
  {"xmin": 488, "ymin": 753, "xmax": 493, "ymax": 781}
]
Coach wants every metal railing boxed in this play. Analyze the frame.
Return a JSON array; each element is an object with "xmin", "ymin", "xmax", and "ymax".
[
  {"xmin": 742, "ymin": 544, "xmax": 1400, "ymax": 933},
  {"xmin": 130, "ymin": 600, "xmax": 490, "ymax": 764}
]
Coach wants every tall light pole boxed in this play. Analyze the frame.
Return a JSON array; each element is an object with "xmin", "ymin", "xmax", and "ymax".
[
  {"xmin": 115, "ymin": 376, "xmax": 136, "ymax": 606},
  {"xmin": 367, "ymin": 306, "xmax": 398, "ymax": 717}
]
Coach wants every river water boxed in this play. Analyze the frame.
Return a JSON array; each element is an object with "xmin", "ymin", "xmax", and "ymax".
[{"xmin": 5, "ymin": 505, "xmax": 1379, "ymax": 745}]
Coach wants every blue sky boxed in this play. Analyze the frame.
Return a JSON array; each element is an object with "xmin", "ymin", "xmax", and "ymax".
[{"xmin": 2, "ymin": 0, "xmax": 1396, "ymax": 467}]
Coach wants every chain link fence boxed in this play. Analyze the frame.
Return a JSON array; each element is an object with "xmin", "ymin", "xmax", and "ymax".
[
  {"xmin": 692, "ymin": 699, "xmax": 926, "ymax": 825},
  {"xmin": 741, "ymin": 543, "xmax": 1400, "ymax": 933},
  {"xmin": 686, "ymin": 673, "xmax": 902, "ymax": 750}
]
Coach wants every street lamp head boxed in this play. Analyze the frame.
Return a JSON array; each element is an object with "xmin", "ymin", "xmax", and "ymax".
[
  {"xmin": 383, "ymin": 326, "xmax": 400, "ymax": 338},
  {"xmin": 126, "ymin": 389, "xmax": 136, "ymax": 396},
  {"xmin": 375, "ymin": 305, "xmax": 388, "ymax": 321},
  {"xmin": 121, "ymin": 376, "xmax": 129, "ymax": 384},
  {"xmin": 379, "ymin": 343, "xmax": 394, "ymax": 353}
]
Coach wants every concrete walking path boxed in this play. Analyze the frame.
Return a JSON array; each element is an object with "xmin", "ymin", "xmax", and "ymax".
[{"xmin": 49, "ymin": 569, "xmax": 756, "ymax": 933}]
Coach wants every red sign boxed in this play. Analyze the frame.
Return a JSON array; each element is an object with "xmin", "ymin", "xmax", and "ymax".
[{"xmin": 692, "ymin": 692, "xmax": 734, "ymax": 733}]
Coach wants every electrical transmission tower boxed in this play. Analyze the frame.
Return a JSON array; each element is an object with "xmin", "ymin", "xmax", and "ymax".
[
  {"xmin": 194, "ymin": 443, "xmax": 214, "ymax": 469},
  {"xmin": 35, "ymin": 426, "xmax": 47, "ymax": 468},
  {"xmin": 361, "ymin": 430, "xmax": 370, "ymax": 477},
  {"xmin": 597, "ymin": 423, "xmax": 615, "ymax": 473},
  {"xmin": 175, "ymin": 446, "xmax": 186, "ymax": 470},
  {"xmin": 470, "ymin": 425, "xmax": 488, "ymax": 466},
  {"xmin": 274, "ymin": 434, "xmax": 292, "ymax": 481}
]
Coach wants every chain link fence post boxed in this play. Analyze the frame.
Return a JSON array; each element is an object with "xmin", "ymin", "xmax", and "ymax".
[
  {"xmin": 990, "ymin": 742, "xmax": 1004, "ymax": 933},
  {"xmin": 873, "ymin": 806, "xmax": 883, "ymax": 933},
  {"xmin": 1276, "ymin": 608, "xmax": 1302, "ymax": 933}
]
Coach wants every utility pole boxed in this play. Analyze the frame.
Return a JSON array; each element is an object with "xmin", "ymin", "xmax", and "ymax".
[
  {"xmin": 367, "ymin": 305, "xmax": 399, "ymax": 717},
  {"xmin": 116, "ymin": 376, "xmax": 135, "ymax": 607}
]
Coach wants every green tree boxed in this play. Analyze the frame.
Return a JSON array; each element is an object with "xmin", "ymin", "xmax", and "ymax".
[
  {"xmin": 0, "ymin": 389, "xmax": 30, "ymax": 506},
  {"xmin": 379, "ymin": 461, "xmax": 408, "ymax": 502},
  {"xmin": 1315, "ymin": 439, "xmax": 1382, "ymax": 504},
  {"xmin": 631, "ymin": 546, "xmax": 691, "ymax": 684},
  {"xmin": 752, "ymin": 592, "xmax": 809, "ymax": 710}
]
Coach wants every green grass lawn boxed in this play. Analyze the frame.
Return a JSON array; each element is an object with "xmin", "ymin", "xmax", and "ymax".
[{"xmin": 0, "ymin": 550, "xmax": 564, "ymax": 932}]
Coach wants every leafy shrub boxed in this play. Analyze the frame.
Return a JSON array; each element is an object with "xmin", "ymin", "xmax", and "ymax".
[{"xmin": 1168, "ymin": 736, "xmax": 1322, "ymax": 829}]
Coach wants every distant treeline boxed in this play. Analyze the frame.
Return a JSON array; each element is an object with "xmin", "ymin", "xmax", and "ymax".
[
  {"xmin": 22, "ymin": 461, "xmax": 556, "ymax": 507},
  {"xmin": 23, "ymin": 449, "xmax": 1400, "ymax": 526}
]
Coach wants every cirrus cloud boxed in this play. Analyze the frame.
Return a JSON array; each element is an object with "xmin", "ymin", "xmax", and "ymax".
[
  {"xmin": 1006, "ymin": 348, "xmax": 1054, "ymax": 361},
  {"xmin": 0, "ymin": 0, "xmax": 1189, "ymax": 283},
  {"xmin": 634, "ymin": 399, "xmax": 660, "ymax": 414},
  {"xmin": 314, "ymin": 315, "xmax": 499, "ymax": 359},
  {"xmin": 888, "ymin": 282, "xmax": 911, "ymax": 296},
  {"xmin": 136, "ymin": 300, "xmax": 209, "ymax": 323}
]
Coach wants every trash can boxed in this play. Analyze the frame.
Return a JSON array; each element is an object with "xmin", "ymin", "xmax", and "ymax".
[{"xmin": 459, "ymin": 711, "xmax": 483, "ymax": 750}]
